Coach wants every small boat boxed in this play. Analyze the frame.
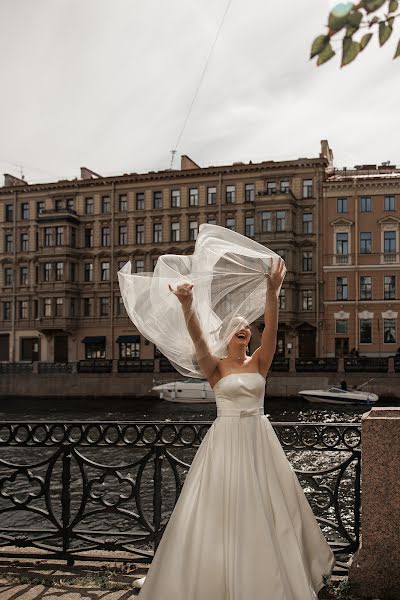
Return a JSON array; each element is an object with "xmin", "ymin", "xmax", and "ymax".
[
  {"xmin": 299, "ymin": 382, "xmax": 378, "ymax": 406},
  {"xmin": 152, "ymin": 378, "xmax": 215, "ymax": 403}
]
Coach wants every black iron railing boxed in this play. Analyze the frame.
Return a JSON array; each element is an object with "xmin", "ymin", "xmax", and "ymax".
[
  {"xmin": 296, "ymin": 358, "xmax": 339, "ymax": 372},
  {"xmin": 344, "ymin": 357, "xmax": 388, "ymax": 372},
  {"xmin": 0, "ymin": 421, "xmax": 361, "ymax": 575}
]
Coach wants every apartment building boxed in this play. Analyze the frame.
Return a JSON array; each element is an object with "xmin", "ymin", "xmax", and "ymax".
[
  {"xmin": 323, "ymin": 164, "xmax": 400, "ymax": 357},
  {"xmin": 0, "ymin": 141, "xmax": 332, "ymax": 363}
]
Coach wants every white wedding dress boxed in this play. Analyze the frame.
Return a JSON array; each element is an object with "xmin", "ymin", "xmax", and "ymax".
[{"xmin": 134, "ymin": 373, "xmax": 335, "ymax": 599}]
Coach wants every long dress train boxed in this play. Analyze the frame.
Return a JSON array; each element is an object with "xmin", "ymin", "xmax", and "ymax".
[{"xmin": 134, "ymin": 372, "xmax": 335, "ymax": 599}]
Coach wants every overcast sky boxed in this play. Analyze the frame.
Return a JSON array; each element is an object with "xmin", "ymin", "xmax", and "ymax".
[{"xmin": 0, "ymin": 0, "xmax": 399, "ymax": 184}]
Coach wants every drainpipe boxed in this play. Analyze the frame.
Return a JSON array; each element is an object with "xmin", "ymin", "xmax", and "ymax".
[
  {"xmin": 316, "ymin": 169, "xmax": 321, "ymax": 356},
  {"xmin": 218, "ymin": 171, "xmax": 223, "ymax": 225},
  {"xmin": 354, "ymin": 177, "xmax": 359, "ymax": 351},
  {"xmin": 10, "ymin": 191, "xmax": 17, "ymax": 362},
  {"xmin": 110, "ymin": 181, "xmax": 115, "ymax": 360}
]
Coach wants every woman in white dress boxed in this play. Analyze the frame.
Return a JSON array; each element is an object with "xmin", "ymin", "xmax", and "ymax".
[{"xmin": 132, "ymin": 257, "xmax": 335, "ymax": 599}]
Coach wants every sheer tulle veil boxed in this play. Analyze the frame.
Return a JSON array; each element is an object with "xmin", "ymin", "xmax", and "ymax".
[{"xmin": 117, "ymin": 224, "xmax": 286, "ymax": 378}]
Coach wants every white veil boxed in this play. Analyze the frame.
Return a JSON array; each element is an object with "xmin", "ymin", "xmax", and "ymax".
[{"xmin": 117, "ymin": 224, "xmax": 285, "ymax": 378}]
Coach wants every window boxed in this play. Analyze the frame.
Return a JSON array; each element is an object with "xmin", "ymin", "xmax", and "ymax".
[
  {"xmin": 189, "ymin": 188, "xmax": 199, "ymax": 206},
  {"xmin": 55, "ymin": 199, "xmax": 64, "ymax": 211},
  {"xmin": 136, "ymin": 192, "xmax": 145, "ymax": 210},
  {"xmin": 337, "ymin": 197, "xmax": 348, "ymax": 213},
  {"xmin": 100, "ymin": 297, "xmax": 109, "ymax": 316},
  {"xmin": 70, "ymin": 298, "xmax": 76, "ymax": 317},
  {"xmin": 303, "ymin": 213, "xmax": 313, "ymax": 234},
  {"xmin": 280, "ymin": 179, "xmax": 290, "ymax": 193},
  {"xmin": 276, "ymin": 249, "xmax": 286, "ymax": 261},
  {"xmin": 384, "ymin": 275, "xmax": 396, "ymax": 300},
  {"xmin": 85, "ymin": 339, "xmax": 105, "ymax": 359},
  {"xmin": 119, "ymin": 224, "xmax": 127, "ymax": 245},
  {"xmin": 245, "ymin": 216, "xmax": 254, "ymax": 238},
  {"xmin": 302, "ymin": 251, "xmax": 312, "ymax": 271},
  {"xmin": 67, "ymin": 198, "xmax": 74, "ymax": 211},
  {"xmin": 3, "ymin": 301, "xmax": 11, "ymax": 320},
  {"xmin": 153, "ymin": 191, "xmax": 163, "ymax": 209},
  {"xmin": 171, "ymin": 189, "xmax": 181, "ymax": 208},
  {"xmin": 85, "ymin": 197, "xmax": 93, "ymax": 214},
  {"xmin": 21, "ymin": 203, "xmax": 29, "ymax": 220},
  {"xmin": 83, "ymin": 297, "xmax": 92, "ymax": 317},
  {"xmin": 360, "ymin": 276, "xmax": 372, "ymax": 300},
  {"xmin": 55, "ymin": 226, "xmax": 64, "ymax": 246},
  {"xmin": 360, "ymin": 196, "xmax": 371, "ymax": 212},
  {"xmin": 207, "ymin": 218, "xmax": 217, "ymax": 225},
  {"xmin": 360, "ymin": 232, "xmax": 372, "ymax": 254},
  {"xmin": 19, "ymin": 300, "xmax": 28, "ymax": 319},
  {"xmin": 278, "ymin": 288, "xmax": 286, "ymax": 309},
  {"xmin": 20, "ymin": 233, "xmax": 28, "ymax": 252},
  {"xmin": 384, "ymin": 231, "xmax": 396, "ymax": 253},
  {"xmin": 135, "ymin": 260, "xmax": 144, "ymax": 273},
  {"xmin": 336, "ymin": 232, "xmax": 348, "ymax": 255},
  {"xmin": 19, "ymin": 266, "xmax": 28, "ymax": 285},
  {"xmin": 276, "ymin": 210, "xmax": 286, "ymax": 231},
  {"xmin": 303, "ymin": 179, "xmax": 313, "ymax": 198},
  {"xmin": 71, "ymin": 228, "xmax": 76, "ymax": 248},
  {"xmin": 384, "ymin": 195, "xmax": 395, "ymax": 211},
  {"xmin": 207, "ymin": 187, "xmax": 217, "ymax": 205},
  {"xmin": 84, "ymin": 263, "xmax": 93, "ymax": 282},
  {"xmin": 55, "ymin": 297, "xmax": 63, "ymax": 317},
  {"xmin": 189, "ymin": 220, "xmax": 198, "ymax": 241},
  {"xmin": 267, "ymin": 181, "xmax": 276, "ymax": 195},
  {"xmin": 119, "ymin": 340, "xmax": 140, "ymax": 358},
  {"xmin": 5, "ymin": 204, "xmax": 13, "ymax": 222},
  {"xmin": 152, "ymin": 257, "xmax": 158, "ymax": 270},
  {"xmin": 136, "ymin": 223, "xmax": 145, "ymax": 244},
  {"xmin": 153, "ymin": 223, "xmax": 162, "ymax": 243},
  {"xmin": 115, "ymin": 295, "xmax": 125, "ymax": 317},
  {"xmin": 261, "ymin": 211, "xmax": 272, "ymax": 232},
  {"xmin": 101, "ymin": 262, "xmax": 110, "ymax": 281},
  {"xmin": 55, "ymin": 262, "xmax": 64, "ymax": 281},
  {"xmin": 384, "ymin": 319, "xmax": 396, "ymax": 344},
  {"xmin": 101, "ymin": 226, "xmax": 110, "ymax": 246},
  {"xmin": 302, "ymin": 290, "xmax": 313, "ymax": 310},
  {"xmin": 119, "ymin": 194, "xmax": 128, "ymax": 211},
  {"xmin": 4, "ymin": 268, "xmax": 12, "ymax": 286},
  {"xmin": 85, "ymin": 228, "xmax": 93, "ymax": 248},
  {"xmin": 70, "ymin": 262, "xmax": 76, "ymax": 282},
  {"xmin": 226, "ymin": 185, "xmax": 235, "ymax": 203},
  {"xmin": 336, "ymin": 319, "xmax": 348, "ymax": 334},
  {"xmin": 44, "ymin": 298, "xmax": 52, "ymax": 317},
  {"xmin": 44, "ymin": 263, "xmax": 52, "ymax": 282},
  {"xmin": 360, "ymin": 318, "xmax": 372, "ymax": 343},
  {"xmin": 336, "ymin": 276, "xmax": 348, "ymax": 300},
  {"xmin": 5, "ymin": 234, "xmax": 13, "ymax": 253},
  {"xmin": 245, "ymin": 184, "xmax": 255, "ymax": 202},
  {"xmin": 171, "ymin": 222, "xmax": 180, "ymax": 242},
  {"xmin": 36, "ymin": 201, "xmax": 44, "ymax": 216},
  {"xmin": 102, "ymin": 196, "xmax": 110, "ymax": 213},
  {"xmin": 225, "ymin": 217, "xmax": 235, "ymax": 230}
]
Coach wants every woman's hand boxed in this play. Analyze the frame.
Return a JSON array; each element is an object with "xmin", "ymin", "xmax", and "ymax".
[
  {"xmin": 168, "ymin": 282, "xmax": 194, "ymax": 307},
  {"xmin": 264, "ymin": 257, "xmax": 285, "ymax": 293}
]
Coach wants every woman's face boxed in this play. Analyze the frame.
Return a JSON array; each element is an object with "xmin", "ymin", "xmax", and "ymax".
[{"xmin": 227, "ymin": 318, "xmax": 252, "ymax": 350}]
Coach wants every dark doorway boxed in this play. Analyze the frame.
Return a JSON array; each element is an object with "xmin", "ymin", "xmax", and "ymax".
[
  {"xmin": 335, "ymin": 338, "xmax": 349, "ymax": 357},
  {"xmin": 54, "ymin": 335, "xmax": 69, "ymax": 362},
  {"xmin": 0, "ymin": 335, "xmax": 9, "ymax": 361},
  {"xmin": 275, "ymin": 330, "xmax": 286, "ymax": 357},
  {"xmin": 21, "ymin": 337, "xmax": 40, "ymax": 361},
  {"xmin": 298, "ymin": 325, "xmax": 316, "ymax": 358}
]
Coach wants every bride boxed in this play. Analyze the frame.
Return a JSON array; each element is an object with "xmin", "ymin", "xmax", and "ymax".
[{"xmin": 131, "ymin": 257, "xmax": 335, "ymax": 599}]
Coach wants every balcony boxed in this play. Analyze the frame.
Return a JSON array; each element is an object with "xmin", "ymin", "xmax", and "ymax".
[
  {"xmin": 36, "ymin": 316, "xmax": 79, "ymax": 333},
  {"xmin": 36, "ymin": 208, "xmax": 80, "ymax": 224},
  {"xmin": 335, "ymin": 254, "xmax": 349, "ymax": 265},
  {"xmin": 383, "ymin": 252, "xmax": 398, "ymax": 264}
]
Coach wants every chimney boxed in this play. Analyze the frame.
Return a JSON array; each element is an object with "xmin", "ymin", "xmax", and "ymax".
[
  {"xmin": 320, "ymin": 139, "xmax": 334, "ymax": 169},
  {"xmin": 80, "ymin": 167, "xmax": 101, "ymax": 179},
  {"xmin": 181, "ymin": 155, "xmax": 201, "ymax": 170},
  {"xmin": 4, "ymin": 173, "xmax": 27, "ymax": 187}
]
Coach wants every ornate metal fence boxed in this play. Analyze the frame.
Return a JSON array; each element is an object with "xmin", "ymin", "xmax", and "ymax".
[{"xmin": 0, "ymin": 421, "xmax": 361, "ymax": 575}]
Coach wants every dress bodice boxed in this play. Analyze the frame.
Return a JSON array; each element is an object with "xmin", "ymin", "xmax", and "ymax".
[{"xmin": 213, "ymin": 372, "xmax": 266, "ymax": 417}]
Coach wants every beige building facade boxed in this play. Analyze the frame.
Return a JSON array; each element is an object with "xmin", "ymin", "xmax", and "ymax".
[
  {"xmin": 323, "ymin": 165, "xmax": 400, "ymax": 357},
  {"xmin": 0, "ymin": 142, "xmax": 332, "ymax": 364}
]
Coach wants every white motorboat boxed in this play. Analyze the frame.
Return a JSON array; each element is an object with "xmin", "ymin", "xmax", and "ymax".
[
  {"xmin": 152, "ymin": 378, "xmax": 215, "ymax": 403},
  {"xmin": 299, "ymin": 383, "xmax": 378, "ymax": 406}
]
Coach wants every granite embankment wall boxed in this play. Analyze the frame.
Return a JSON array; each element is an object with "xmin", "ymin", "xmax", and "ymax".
[{"xmin": 0, "ymin": 371, "xmax": 398, "ymax": 399}]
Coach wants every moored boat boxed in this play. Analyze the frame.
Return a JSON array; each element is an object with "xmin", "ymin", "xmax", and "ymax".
[
  {"xmin": 152, "ymin": 378, "xmax": 215, "ymax": 403},
  {"xmin": 299, "ymin": 384, "xmax": 378, "ymax": 406}
]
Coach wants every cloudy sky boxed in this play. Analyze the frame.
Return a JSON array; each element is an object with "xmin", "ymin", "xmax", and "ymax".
[{"xmin": 0, "ymin": 0, "xmax": 399, "ymax": 184}]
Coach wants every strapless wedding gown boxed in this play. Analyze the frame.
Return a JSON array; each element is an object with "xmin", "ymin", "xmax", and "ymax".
[{"xmin": 134, "ymin": 372, "xmax": 335, "ymax": 599}]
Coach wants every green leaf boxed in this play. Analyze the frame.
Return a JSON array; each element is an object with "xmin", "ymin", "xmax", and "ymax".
[
  {"xmin": 379, "ymin": 21, "xmax": 393, "ymax": 45},
  {"xmin": 394, "ymin": 38, "xmax": 400, "ymax": 58},
  {"xmin": 310, "ymin": 35, "xmax": 330, "ymax": 59},
  {"xmin": 362, "ymin": 0, "xmax": 386, "ymax": 12},
  {"xmin": 389, "ymin": 0, "xmax": 399, "ymax": 12},
  {"xmin": 341, "ymin": 36, "xmax": 361, "ymax": 66},
  {"xmin": 369, "ymin": 16, "xmax": 380, "ymax": 24},
  {"xmin": 348, "ymin": 10, "xmax": 363, "ymax": 28},
  {"xmin": 360, "ymin": 32, "xmax": 373, "ymax": 50},
  {"xmin": 317, "ymin": 42, "xmax": 336, "ymax": 65},
  {"xmin": 328, "ymin": 3, "xmax": 353, "ymax": 31}
]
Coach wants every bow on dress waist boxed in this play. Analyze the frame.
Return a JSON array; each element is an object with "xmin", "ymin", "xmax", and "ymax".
[{"xmin": 217, "ymin": 407, "xmax": 264, "ymax": 418}]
